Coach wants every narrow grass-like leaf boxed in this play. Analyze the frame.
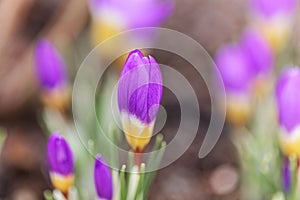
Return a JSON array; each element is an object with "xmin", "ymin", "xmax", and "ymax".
[
  {"xmin": 119, "ymin": 165, "xmax": 127, "ymax": 200},
  {"xmin": 144, "ymin": 141, "xmax": 166, "ymax": 196},
  {"xmin": 134, "ymin": 163, "xmax": 145, "ymax": 200},
  {"xmin": 126, "ymin": 166, "xmax": 140, "ymax": 200}
]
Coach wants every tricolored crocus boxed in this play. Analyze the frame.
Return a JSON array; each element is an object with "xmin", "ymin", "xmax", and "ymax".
[
  {"xmin": 47, "ymin": 132, "xmax": 74, "ymax": 193},
  {"xmin": 94, "ymin": 155, "xmax": 113, "ymax": 200},
  {"xmin": 118, "ymin": 49, "xmax": 162, "ymax": 152},
  {"xmin": 248, "ymin": 0, "xmax": 297, "ymax": 52},
  {"xmin": 276, "ymin": 67, "xmax": 300, "ymax": 156},
  {"xmin": 89, "ymin": 0, "xmax": 174, "ymax": 45},
  {"xmin": 240, "ymin": 29, "xmax": 274, "ymax": 96},
  {"xmin": 35, "ymin": 39, "xmax": 70, "ymax": 111},
  {"xmin": 215, "ymin": 43, "xmax": 255, "ymax": 126}
]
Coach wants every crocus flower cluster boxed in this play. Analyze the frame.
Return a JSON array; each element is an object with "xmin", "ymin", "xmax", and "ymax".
[
  {"xmin": 215, "ymin": 29, "xmax": 273, "ymax": 125},
  {"xmin": 47, "ymin": 132, "xmax": 74, "ymax": 193},
  {"xmin": 89, "ymin": 0, "xmax": 174, "ymax": 45},
  {"xmin": 248, "ymin": 0, "xmax": 298, "ymax": 52},
  {"xmin": 276, "ymin": 67, "xmax": 300, "ymax": 157},
  {"xmin": 118, "ymin": 49, "xmax": 163, "ymax": 152},
  {"xmin": 35, "ymin": 39, "xmax": 70, "ymax": 112}
]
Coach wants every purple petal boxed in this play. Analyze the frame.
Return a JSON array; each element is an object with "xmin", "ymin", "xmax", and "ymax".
[
  {"xmin": 118, "ymin": 49, "xmax": 162, "ymax": 124},
  {"xmin": 215, "ymin": 44, "xmax": 255, "ymax": 94},
  {"xmin": 94, "ymin": 155, "xmax": 113, "ymax": 200},
  {"xmin": 249, "ymin": 0, "xmax": 297, "ymax": 18},
  {"xmin": 90, "ymin": 0, "xmax": 174, "ymax": 28},
  {"xmin": 240, "ymin": 29, "xmax": 274, "ymax": 76},
  {"xmin": 276, "ymin": 67, "xmax": 300, "ymax": 133},
  {"xmin": 35, "ymin": 39, "xmax": 67, "ymax": 90},
  {"xmin": 47, "ymin": 132, "xmax": 74, "ymax": 176},
  {"xmin": 283, "ymin": 159, "xmax": 291, "ymax": 192}
]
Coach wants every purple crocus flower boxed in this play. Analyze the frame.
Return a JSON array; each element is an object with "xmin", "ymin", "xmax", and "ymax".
[
  {"xmin": 248, "ymin": 0, "xmax": 298, "ymax": 52},
  {"xmin": 90, "ymin": 0, "xmax": 174, "ymax": 28},
  {"xmin": 276, "ymin": 67, "xmax": 300, "ymax": 156},
  {"xmin": 94, "ymin": 155, "xmax": 113, "ymax": 200},
  {"xmin": 276, "ymin": 67, "xmax": 300, "ymax": 133},
  {"xmin": 118, "ymin": 49, "xmax": 162, "ymax": 152},
  {"xmin": 249, "ymin": 0, "xmax": 297, "ymax": 18},
  {"xmin": 35, "ymin": 39, "xmax": 67, "ymax": 91},
  {"xmin": 47, "ymin": 132, "xmax": 74, "ymax": 193},
  {"xmin": 215, "ymin": 44, "xmax": 255, "ymax": 94},
  {"xmin": 240, "ymin": 29, "xmax": 274, "ymax": 77}
]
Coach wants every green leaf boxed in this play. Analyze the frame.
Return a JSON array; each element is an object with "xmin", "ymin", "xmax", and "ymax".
[
  {"xmin": 144, "ymin": 141, "xmax": 166, "ymax": 196},
  {"xmin": 119, "ymin": 165, "xmax": 127, "ymax": 200},
  {"xmin": 44, "ymin": 190, "xmax": 54, "ymax": 200},
  {"xmin": 134, "ymin": 163, "xmax": 145, "ymax": 200}
]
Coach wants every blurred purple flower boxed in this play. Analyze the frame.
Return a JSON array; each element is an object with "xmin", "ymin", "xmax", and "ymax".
[
  {"xmin": 90, "ymin": 0, "xmax": 174, "ymax": 28},
  {"xmin": 118, "ymin": 49, "xmax": 162, "ymax": 151},
  {"xmin": 47, "ymin": 132, "xmax": 74, "ymax": 192},
  {"xmin": 215, "ymin": 44, "xmax": 254, "ymax": 94},
  {"xmin": 35, "ymin": 39, "xmax": 67, "ymax": 90},
  {"xmin": 283, "ymin": 159, "xmax": 291, "ymax": 192},
  {"xmin": 276, "ymin": 67, "xmax": 300, "ymax": 133},
  {"xmin": 249, "ymin": 0, "xmax": 297, "ymax": 18},
  {"xmin": 47, "ymin": 132, "xmax": 74, "ymax": 176},
  {"xmin": 240, "ymin": 29, "xmax": 274, "ymax": 76},
  {"xmin": 94, "ymin": 155, "xmax": 113, "ymax": 200}
]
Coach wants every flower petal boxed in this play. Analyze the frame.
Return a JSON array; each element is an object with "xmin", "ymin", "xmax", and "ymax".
[
  {"xmin": 94, "ymin": 155, "xmax": 113, "ymax": 200},
  {"xmin": 35, "ymin": 39, "xmax": 67, "ymax": 90}
]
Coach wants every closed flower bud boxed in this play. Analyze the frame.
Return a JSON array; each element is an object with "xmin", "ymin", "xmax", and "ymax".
[
  {"xmin": 94, "ymin": 155, "xmax": 113, "ymax": 200},
  {"xmin": 47, "ymin": 132, "xmax": 74, "ymax": 193},
  {"xmin": 276, "ymin": 67, "xmax": 300, "ymax": 156},
  {"xmin": 118, "ymin": 49, "xmax": 162, "ymax": 152},
  {"xmin": 215, "ymin": 44, "xmax": 255, "ymax": 126},
  {"xmin": 240, "ymin": 29, "xmax": 274, "ymax": 97},
  {"xmin": 35, "ymin": 39, "xmax": 70, "ymax": 111},
  {"xmin": 240, "ymin": 29, "xmax": 274, "ymax": 78}
]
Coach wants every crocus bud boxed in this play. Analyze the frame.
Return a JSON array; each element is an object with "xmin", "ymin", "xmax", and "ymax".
[
  {"xmin": 94, "ymin": 155, "xmax": 113, "ymax": 200},
  {"xmin": 35, "ymin": 39, "xmax": 70, "ymax": 111},
  {"xmin": 240, "ymin": 29, "xmax": 274, "ymax": 97},
  {"xmin": 118, "ymin": 49, "xmax": 162, "ymax": 152},
  {"xmin": 240, "ymin": 29, "xmax": 274, "ymax": 78},
  {"xmin": 89, "ymin": 0, "xmax": 174, "ymax": 46},
  {"xmin": 276, "ymin": 67, "xmax": 300, "ymax": 156},
  {"xmin": 248, "ymin": 0, "xmax": 297, "ymax": 52},
  {"xmin": 47, "ymin": 132, "xmax": 74, "ymax": 193},
  {"xmin": 215, "ymin": 44, "xmax": 255, "ymax": 126}
]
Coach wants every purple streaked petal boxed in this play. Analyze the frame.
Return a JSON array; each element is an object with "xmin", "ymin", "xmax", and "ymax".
[
  {"xmin": 47, "ymin": 132, "xmax": 74, "ymax": 176},
  {"xmin": 249, "ymin": 0, "xmax": 297, "ymax": 18},
  {"xmin": 118, "ymin": 49, "xmax": 162, "ymax": 124},
  {"xmin": 276, "ymin": 67, "xmax": 300, "ymax": 133},
  {"xmin": 240, "ymin": 29, "xmax": 274, "ymax": 76},
  {"xmin": 94, "ymin": 155, "xmax": 113, "ymax": 200},
  {"xmin": 35, "ymin": 39, "xmax": 67, "ymax": 90},
  {"xmin": 215, "ymin": 44, "xmax": 255, "ymax": 94}
]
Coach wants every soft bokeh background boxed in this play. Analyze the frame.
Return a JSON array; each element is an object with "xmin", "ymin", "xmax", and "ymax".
[{"xmin": 0, "ymin": 0, "xmax": 297, "ymax": 199}]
